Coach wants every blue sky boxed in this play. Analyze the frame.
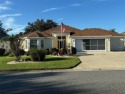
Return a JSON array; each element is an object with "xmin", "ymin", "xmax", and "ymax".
[{"xmin": 0, "ymin": 0, "xmax": 125, "ymax": 34}]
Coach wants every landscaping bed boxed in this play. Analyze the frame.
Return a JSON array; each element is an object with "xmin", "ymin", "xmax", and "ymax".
[{"xmin": 0, "ymin": 56, "xmax": 80, "ymax": 71}]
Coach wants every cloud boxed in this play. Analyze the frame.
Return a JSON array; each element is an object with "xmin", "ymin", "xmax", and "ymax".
[
  {"xmin": 70, "ymin": 4, "xmax": 81, "ymax": 7},
  {"xmin": 42, "ymin": 3, "xmax": 81, "ymax": 13},
  {"xmin": 3, "ymin": 17, "xmax": 25, "ymax": 34},
  {"xmin": 0, "ymin": 0, "xmax": 13, "ymax": 11},
  {"xmin": 57, "ymin": 18, "xmax": 64, "ymax": 21},
  {"xmin": 42, "ymin": 7, "xmax": 66, "ymax": 13},
  {"xmin": 42, "ymin": 8, "xmax": 59, "ymax": 13},
  {"xmin": 0, "ymin": 13, "xmax": 22, "ymax": 19},
  {"xmin": 4, "ymin": 17, "xmax": 14, "ymax": 28},
  {"xmin": 0, "ymin": 6, "xmax": 10, "ymax": 11},
  {"xmin": 4, "ymin": 0, "xmax": 13, "ymax": 5}
]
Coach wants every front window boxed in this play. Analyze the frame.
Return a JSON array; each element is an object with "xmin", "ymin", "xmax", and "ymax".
[
  {"xmin": 41, "ymin": 40, "xmax": 44, "ymax": 48},
  {"xmin": 30, "ymin": 40, "xmax": 37, "ymax": 49}
]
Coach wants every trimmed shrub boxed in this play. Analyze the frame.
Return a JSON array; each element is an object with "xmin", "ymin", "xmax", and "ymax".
[
  {"xmin": 52, "ymin": 51, "xmax": 58, "ymax": 55},
  {"xmin": 38, "ymin": 49, "xmax": 46, "ymax": 61},
  {"xmin": 29, "ymin": 48, "xmax": 46, "ymax": 61},
  {"xmin": 0, "ymin": 48, "xmax": 5, "ymax": 56},
  {"xmin": 71, "ymin": 47, "xmax": 77, "ymax": 54},
  {"xmin": 58, "ymin": 49, "xmax": 64, "ymax": 56},
  {"xmin": 18, "ymin": 49, "xmax": 25, "ymax": 55},
  {"xmin": 25, "ymin": 50, "xmax": 30, "ymax": 56},
  {"xmin": 50, "ymin": 48, "xmax": 58, "ymax": 55},
  {"xmin": 29, "ymin": 48, "xmax": 39, "ymax": 61},
  {"xmin": 45, "ymin": 48, "xmax": 50, "ymax": 55},
  {"xmin": 62, "ymin": 48, "xmax": 67, "ymax": 54}
]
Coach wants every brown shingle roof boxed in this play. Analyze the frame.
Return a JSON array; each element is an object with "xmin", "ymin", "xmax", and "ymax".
[
  {"xmin": 81, "ymin": 28, "xmax": 124, "ymax": 36},
  {"xmin": 22, "ymin": 25, "xmax": 124, "ymax": 37},
  {"xmin": 22, "ymin": 30, "xmax": 51, "ymax": 37}
]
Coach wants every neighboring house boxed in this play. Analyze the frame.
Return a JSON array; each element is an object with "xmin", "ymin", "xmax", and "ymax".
[
  {"xmin": 0, "ymin": 41, "xmax": 10, "ymax": 52},
  {"xmin": 21, "ymin": 24, "xmax": 125, "ymax": 52},
  {"xmin": 0, "ymin": 33, "xmax": 11, "ymax": 52}
]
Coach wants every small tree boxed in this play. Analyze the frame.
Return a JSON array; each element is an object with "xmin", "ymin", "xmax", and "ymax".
[
  {"xmin": 0, "ymin": 21, "xmax": 12, "ymax": 49},
  {"xmin": 3, "ymin": 35, "xmax": 22, "ymax": 61}
]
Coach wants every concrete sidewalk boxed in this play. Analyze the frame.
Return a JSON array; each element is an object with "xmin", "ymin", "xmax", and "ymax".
[{"xmin": 74, "ymin": 52, "xmax": 125, "ymax": 71}]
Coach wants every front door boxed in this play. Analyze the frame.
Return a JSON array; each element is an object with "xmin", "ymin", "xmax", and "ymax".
[
  {"xmin": 58, "ymin": 36, "xmax": 66, "ymax": 49},
  {"xmin": 58, "ymin": 40, "xmax": 66, "ymax": 49}
]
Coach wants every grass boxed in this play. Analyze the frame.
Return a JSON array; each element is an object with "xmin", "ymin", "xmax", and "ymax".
[{"xmin": 0, "ymin": 55, "xmax": 80, "ymax": 71}]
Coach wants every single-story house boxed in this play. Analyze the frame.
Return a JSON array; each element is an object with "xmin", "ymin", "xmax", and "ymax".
[{"xmin": 21, "ymin": 24, "xmax": 125, "ymax": 52}]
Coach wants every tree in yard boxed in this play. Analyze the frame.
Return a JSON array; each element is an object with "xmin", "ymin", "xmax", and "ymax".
[
  {"xmin": 24, "ymin": 19, "xmax": 58, "ymax": 34},
  {"xmin": 0, "ymin": 21, "xmax": 22, "ymax": 61},
  {"xmin": 0, "ymin": 21, "xmax": 12, "ymax": 38},
  {"xmin": 0, "ymin": 21, "xmax": 12, "ymax": 49},
  {"xmin": 3, "ymin": 35, "xmax": 22, "ymax": 61}
]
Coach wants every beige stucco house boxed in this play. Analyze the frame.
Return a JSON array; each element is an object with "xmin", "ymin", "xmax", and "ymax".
[{"xmin": 21, "ymin": 24, "xmax": 125, "ymax": 52}]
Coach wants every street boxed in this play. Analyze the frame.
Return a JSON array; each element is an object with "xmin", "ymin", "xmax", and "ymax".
[{"xmin": 0, "ymin": 70, "xmax": 125, "ymax": 94}]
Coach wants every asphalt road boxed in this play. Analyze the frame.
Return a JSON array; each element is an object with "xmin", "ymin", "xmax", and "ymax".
[{"xmin": 0, "ymin": 70, "xmax": 125, "ymax": 94}]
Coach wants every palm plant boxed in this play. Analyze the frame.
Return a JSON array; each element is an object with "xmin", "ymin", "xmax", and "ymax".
[{"xmin": 3, "ymin": 35, "xmax": 21, "ymax": 61}]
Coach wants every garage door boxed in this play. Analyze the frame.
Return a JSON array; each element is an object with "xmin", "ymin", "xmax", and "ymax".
[{"xmin": 83, "ymin": 39, "xmax": 105, "ymax": 50}]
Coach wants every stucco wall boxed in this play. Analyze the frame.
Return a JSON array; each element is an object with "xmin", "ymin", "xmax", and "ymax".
[
  {"xmin": 52, "ymin": 37, "xmax": 57, "ymax": 48},
  {"xmin": 75, "ymin": 39, "xmax": 83, "ymax": 52},
  {"xmin": 105, "ymin": 38, "xmax": 110, "ymax": 52},
  {"xmin": 44, "ymin": 38, "xmax": 52, "ymax": 48},
  {"xmin": 110, "ymin": 37, "xmax": 125, "ymax": 51},
  {"xmin": 66, "ymin": 36, "xmax": 71, "ymax": 48}
]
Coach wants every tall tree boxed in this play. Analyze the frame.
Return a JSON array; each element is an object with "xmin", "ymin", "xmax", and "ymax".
[
  {"xmin": 0, "ymin": 21, "xmax": 12, "ymax": 38},
  {"xmin": 24, "ymin": 19, "xmax": 58, "ymax": 34}
]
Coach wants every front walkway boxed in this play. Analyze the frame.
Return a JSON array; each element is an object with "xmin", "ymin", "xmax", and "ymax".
[{"xmin": 74, "ymin": 52, "xmax": 125, "ymax": 71}]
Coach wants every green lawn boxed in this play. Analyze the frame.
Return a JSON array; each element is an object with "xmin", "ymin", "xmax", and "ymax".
[{"xmin": 0, "ymin": 56, "xmax": 80, "ymax": 71}]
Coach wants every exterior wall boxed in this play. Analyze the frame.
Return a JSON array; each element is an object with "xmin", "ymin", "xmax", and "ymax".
[
  {"xmin": 110, "ymin": 37, "xmax": 125, "ymax": 51},
  {"xmin": 105, "ymin": 37, "xmax": 110, "ymax": 52},
  {"xmin": 75, "ymin": 39, "xmax": 83, "ymax": 52},
  {"xmin": 0, "ymin": 41, "xmax": 10, "ymax": 52},
  {"xmin": 22, "ymin": 38, "xmax": 52, "ymax": 51},
  {"xmin": 21, "ymin": 36, "xmax": 125, "ymax": 52},
  {"xmin": 44, "ymin": 38, "xmax": 52, "ymax": 48},
  {"xmin": 72, "ymin": 39, "xmax": 75, "ymax": 47},
  {"xmin": 52, "ymin": 37, "xmax": 58, "ymax": 48},
  {"xmin": 20, "ymin": 39, "xmax": 26, "ymax": 50},
  {"xmin": 20, "ymin": 39, "xmax": 30, "ymax": 52},
  {"xmin": 66, "ymin": 36, "xmax": 71, "ymax": 49}
]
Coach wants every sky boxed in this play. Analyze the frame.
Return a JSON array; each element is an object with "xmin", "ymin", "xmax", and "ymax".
[{"xmin": 0, "ymin": 0, "xmax": 125, "ymax": 34}]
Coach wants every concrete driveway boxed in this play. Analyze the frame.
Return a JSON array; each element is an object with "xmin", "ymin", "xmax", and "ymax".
[{"xmin": 74, "ymin": 52, "xmax": 125, "ymax": 70}]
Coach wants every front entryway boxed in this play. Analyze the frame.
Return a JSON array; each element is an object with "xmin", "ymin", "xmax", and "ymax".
[{"xmin": 58, "ymin": 36, "xmax": 66, "ymax": 49}]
